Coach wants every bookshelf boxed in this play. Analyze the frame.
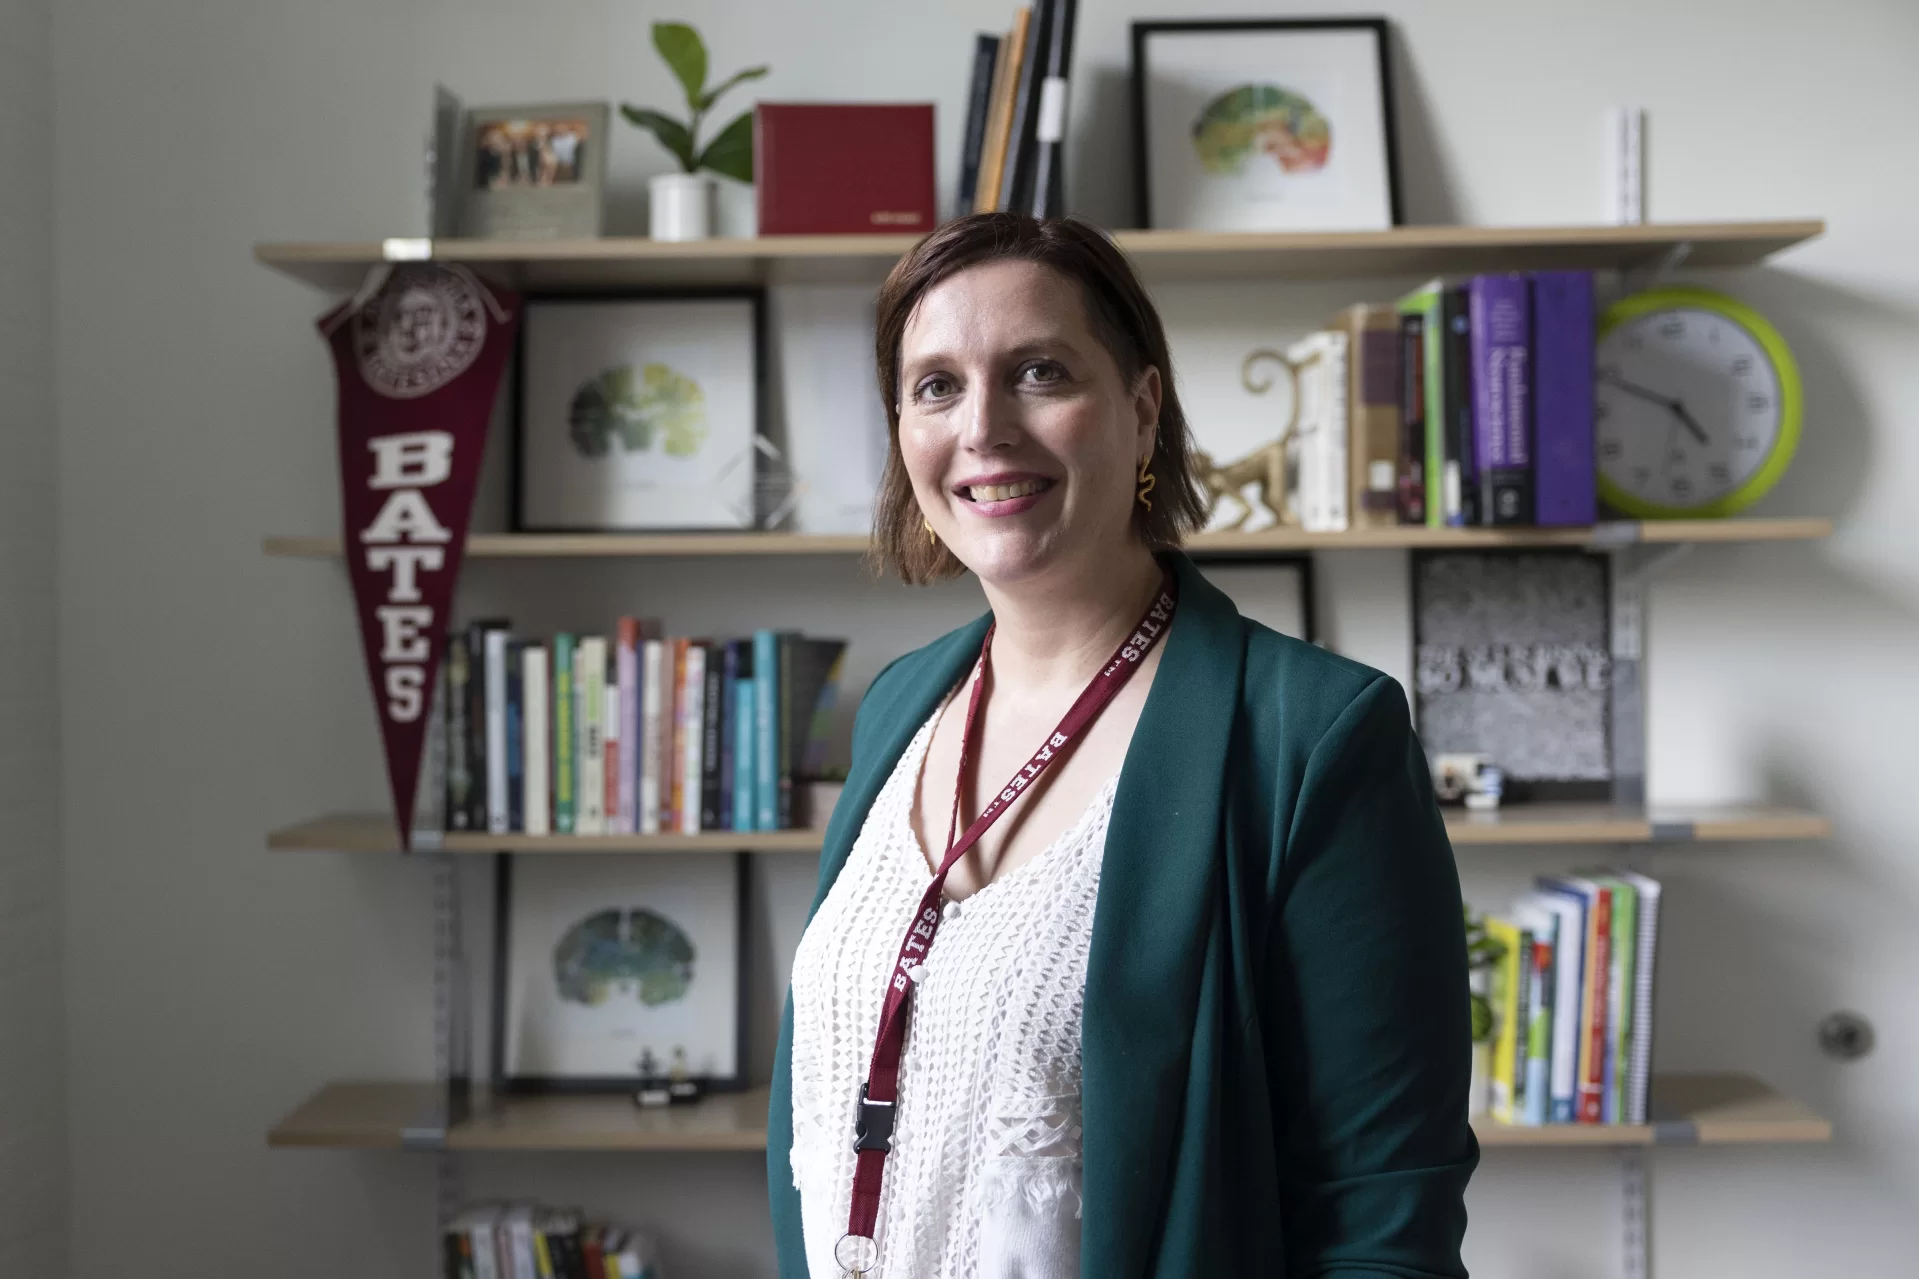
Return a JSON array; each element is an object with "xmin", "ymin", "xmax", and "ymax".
[
  {"xmin": 262, "ymin": 516, "xmax": 1833, "ymax": 561},
  {"xmin": 266, "ymin": 802, "xmax": 1831, "ymax": 853},
  {"xmin": 267, "ymin": 1072, "xmax": 1827, "ymax": 1153},
  {"xmin": 254, "ymin": 219, "xmax": 1822, "ymax": 292}
]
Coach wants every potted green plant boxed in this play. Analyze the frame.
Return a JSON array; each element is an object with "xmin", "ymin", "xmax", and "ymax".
[
  {"xmin": 621, "ymin": 22, "xmax": 766, "ymax": 241},
  {"xmin": 1463, "ymin": 905, "xmax": 1505, "ymax": 1120}
]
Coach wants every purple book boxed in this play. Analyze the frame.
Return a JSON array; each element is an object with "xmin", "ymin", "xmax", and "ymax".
[
  {"xmin": 1468, "ymin": 274, "xmax": 1533, "ymax": 525},
  {"xmin": 1531, "ymin": 270, "xmax": 1597, "ymax": 526}
]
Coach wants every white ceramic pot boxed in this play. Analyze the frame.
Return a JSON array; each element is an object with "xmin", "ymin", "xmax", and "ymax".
[{"xmin": 649, "ymin": 172, "xmax": 713, "ymax": 241}]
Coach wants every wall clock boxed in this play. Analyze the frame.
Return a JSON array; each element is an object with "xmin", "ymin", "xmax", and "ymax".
[{"xmin": 1594, "ymin": 286, "xmax": 1802, "ymax": 518}]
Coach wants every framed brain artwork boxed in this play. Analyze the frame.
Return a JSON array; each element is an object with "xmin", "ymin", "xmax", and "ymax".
[
  {"xmin": 491, "ymin": 852, "xmax": 746, "ymax": 1093},
  {"xmin": 1130, "ymin": 18, "xmax": 1402, "ymax": 233}
]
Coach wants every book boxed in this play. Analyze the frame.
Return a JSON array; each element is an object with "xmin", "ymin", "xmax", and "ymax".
[
  {"xmin": 1511, "ymin": 897, "xmax": 1560, "ymax": 1126},
  {"xmin": 955, "ymin": 33, "xmax": 1002, "ymax": 218},
  {"xmin": 1590, "ymin": 872, "xmax": 1638, "ymax": 1124},
  {"xmin": 1537, "ymin": 874, "xmax": 1611, "ymax": 1123},
  {"xmin": 753, "ymin": 629, "xmax": 780, "ymax": 829},
  {"xmin": 1486, "ymin": 916, "xmax": 1524, "ymax": 1124},
  {"xmin": 1286, "ymin": 331, "xmax": 1349, "ymax": 532},
  {"xmin": 463, "ymin": 620, "xmax": 507, "ymax": 833},
  {"xmin": 1396, "ymin": 312, "xmax": 1427, "ymax": 525},
  {"xmin": 577, "ymin": 636, "xmax": 607, "ymax": 835},
  {"xmin": 445, "ymin": 632, "xmax": 473, "ymax": 830},
  {"xmin": 974, "ymin": 7, "xmax": 1030, "ymax": 213},
  {"xmin": 679, "ymin": 642, "xmax": 707, "ymax": 834},
  {"xmin": 603, "ymin": 671, "xmax": 621, "ymax": 839},
  {"xmin": 615, "ymin": 619, "xmax": 640, "ymax": 834},
  {"xmin": 718, "ymin": 640, "xmax": 741, "ymax": 830},
  {"xmin": 1330, "ymin": 303, "xmax": 1403, "ymax": 530},
  {"xmin": 784, "ymin": 637, "xmax": 850, "ymax": 809},
  {"xmin": 799, "ymin": 641, "xmax": 849, "ymax": 780},
  {"xmin": 733, "ymin": 640, "xmax": 758, "ymax": 832},
  {"xmin": 1524, "ymin": 889, "xmax": 1584, "ymax": 1123},
  {"xmin": 1025, "ymin": 0, "xmax": 1078, "ymax": 218},
  {"xmin": 701, "ymin": 650, "xmax": 724, "ymax": 830},
  {"xmin": 505, "ymin": 639, "xmax": 525, "ymax": 834},
  {"xmin": 639, "ymin": 637, "xmax": 666, "ymax": 834},
  {"xmin": 552, "ymin": 633, "xmax": 576, "ymax": 834},
  {"xmin": 484, "ymin": 628, "xmax": 509, "ymax": 835},
  {"xmin": 1618, "ymin": 869, "xmax": 1663, "ymax": 1124},
  {"xmin": 1442, "ymin": 285, "xmax": 1476, "ymax": 526},
  {"xmin": 754, "ymin": 104, "xmax": 937, "ymax": 235},
  {"xmin": 1397, "ymin": 281, "xmax": 1447, "ymax": 527},
  {"xmin": 1531, "ymin": 269, "xmax": 1597, "ymax": 525},
  {"xmin": 523, "ymin": 645, "xmax": 550, "ymax": 835},
  {"xmin": 665, "ymin": 639, "xmax": 688, "ymax": 831},
  {"xmin": 997, "ymin": 0, "xmax": 1054, "ymax": 213},
  {"xmin": 1468, "ymin": 273, "xmax": 1535, "ymax": 525}
]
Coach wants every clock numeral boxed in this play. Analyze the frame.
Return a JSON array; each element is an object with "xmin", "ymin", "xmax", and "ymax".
[
  {"xmin": 1600, "ymin": 440, "xmax": 1623, "ymax": 460},
  {"xmin": 1632, "ymin": 466, "xmax": 1652, "ymax": 484},
  {"xmin": 1730, "ymin": 355, "xmax": 1754, "ymax": 376},
  {"xmin": 1670, "ymin": 476, "xmax": 1694, "ymax": 499},
  {"xmin": 1657, "ymin": 319, "xmax": 1685, "ymax": 340},
  {"xmin": 1735, "ymin": 435, "xmax": 1761, "ymax": 450},
  {"xmin": 1596, "ymin": 402, "xmax": 1610, "ymax": 422},
  {"xmin": 1667, "ymin": 449, "xmax": 1688, "ymax": 466},
  {"xmin": 1747, "ymin": 392, "xmax": 1770, "ymax": 412},
  {"xmin": 1708, "ymin": 463, "xmax": 1731, "ymax": 484},
  {"xmin": 1625, "ymin": 335, "xmax": 1644, "ymax": 351}
]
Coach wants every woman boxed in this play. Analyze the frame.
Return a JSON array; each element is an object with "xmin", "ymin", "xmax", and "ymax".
[{"xmin": 769, "ymin": 214, "xmax": 1476, "ymax": 1278}]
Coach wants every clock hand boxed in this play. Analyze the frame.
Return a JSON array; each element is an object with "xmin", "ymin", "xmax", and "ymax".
[
  {"xmin": 1672, "ymin": 401, "xmax": 1711, "ymax": 447},
  {"xmin": 1598, "ymin": 369, "xmax": 1682, "ymax": 412}
]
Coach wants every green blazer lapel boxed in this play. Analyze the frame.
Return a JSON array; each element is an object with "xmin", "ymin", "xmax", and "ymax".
[
  {"xmin": 805, "ymin": 613, "xmax": 990, "ymax": 920},
  {"xmin": 1082, "ymin": 552, "xmax": 1247, "ymax": 1278}
]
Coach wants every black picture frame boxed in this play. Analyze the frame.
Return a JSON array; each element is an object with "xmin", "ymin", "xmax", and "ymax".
[
  {"xmin": 1130, "ymin": 17, "xmax": 1403, "ymax": 232},
  {"xmin": 1409, "ymin": 550, "xmax": 1613, "ymax": 804},
  {"xmin": 489, "ymin": 851, "xmax": 750, "ymax": 1095},
  {"xmin": 1187, "ymin": 550, "xmax": 1319, "ymax": 646},
  {"xmin": 510, "ymin": 286, "xmax": 771, "ymax": 534}
]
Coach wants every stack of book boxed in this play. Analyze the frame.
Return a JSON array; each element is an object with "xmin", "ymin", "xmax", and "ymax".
[
  {"xmin": 443, "ymin": 1204, "xmax": 655, "ymax": 1279},
  {"xmin": 435, "ymin": 619, "xmax": 848, "ymax": 836},
  {"xmin": 1483, "ymin": 867, "xmax": 1662, "ymax": 1127},
  {"xmin": 1289, "ymin": 271, "xmax": 1598, "ymax": 533},
  {"xmin": 954, "ymin": 0, "xmax": 1079, "ymax": 218}
]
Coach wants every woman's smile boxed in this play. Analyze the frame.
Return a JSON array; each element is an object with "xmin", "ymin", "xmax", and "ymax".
[{"xmin": 952, "ymin": 471, "xmax": 1059, "ymax": 517}]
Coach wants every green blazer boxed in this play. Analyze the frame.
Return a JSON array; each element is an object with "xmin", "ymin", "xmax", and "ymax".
[{"xmin": 768, "ymin": 551, "xmax": 1478, "ymax": 1277}]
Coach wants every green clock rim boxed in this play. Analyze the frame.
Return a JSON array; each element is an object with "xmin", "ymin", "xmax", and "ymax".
[{"xmin": 1594, "ymin": 286, "xmax": 1803, "ymax": 520}]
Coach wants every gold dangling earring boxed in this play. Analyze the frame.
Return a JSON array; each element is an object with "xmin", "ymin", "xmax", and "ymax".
[
  {"xmin": 924, "ymin": 516, "xmax": 937, "ymax": 545},
  {"xmin": 1136, "ymin": 452, "xmax": 1157, "ymax": 511}
]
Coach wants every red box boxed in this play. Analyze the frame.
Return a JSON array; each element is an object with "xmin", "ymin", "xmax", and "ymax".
[{"xmin": 754, "ymin": 103, "xmax": 936, "ymax": 236}]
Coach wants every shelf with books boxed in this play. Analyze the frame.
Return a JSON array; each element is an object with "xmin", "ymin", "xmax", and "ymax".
[
  {"xmin": 266, "ymin": 802, "xmax": 1829, "ymax": 853},
  {"xmin": 260, "ymin": 516, "xmax": 1834, "ymax": 562},
  {"xmin": 253, "ymin": 219, "xmax": 1822, "ymax": 292},
  {"xmin": 268, "ymin": 1081, "xmax": 770, "ymax": 1152},
  {"xmin": 267, "ymin": 1073, "xmax": 1824, "ymax": 1153}
]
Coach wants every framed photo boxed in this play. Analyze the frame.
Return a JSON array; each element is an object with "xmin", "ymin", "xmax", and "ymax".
[
  {"xmin": 1192, "ymin": 555, "xmax": 1317, "ymax": 645},
  {"xmin": 1411, "ymin": 551, "xmax": 1612, "ymax": 803},
  {"xmin": 458, "ymin": 102, "xmax": 609, "ymax": 240},
  {"xmin": 513, "ymin": 290, "xmax": 767, "ymax": 532},
  {"xmin": 1131, "ymin": 19, "xmax": 1401, "ymax": 232},
  {"xmin": 491, "ymin": 853, "xmax": 747, "ymax": 1093}
]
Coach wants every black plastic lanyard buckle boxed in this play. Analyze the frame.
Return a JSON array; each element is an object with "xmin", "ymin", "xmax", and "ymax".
[{"xmin": 853, "ymin": 1083, "xmax": 896, "ymax": 1153}]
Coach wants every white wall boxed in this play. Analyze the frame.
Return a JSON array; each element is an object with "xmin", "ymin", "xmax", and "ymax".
[
  {"xmin": 0, "ymin": 1, "xmax": 68, "ymax": 1276},
  {"xmin": 48, "ymin": 1, "xmax": 1919, "ymax": 1278}
]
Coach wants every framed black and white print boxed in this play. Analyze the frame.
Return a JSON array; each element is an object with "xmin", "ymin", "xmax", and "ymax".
[
  {"xmin": 513, "ymin": 289, "xmax": 767, "ymax": 532},
  {"xmin": 1131, "ymin": 19, "xmax": 1401, "ymax": 232},
  {"xmin": 1193, "ymin": 555, "xmax": 1317, "ymax": 645},
  {"xmin": 490, "ymin": 853, "xmax": 747, "ymax": 1093}
]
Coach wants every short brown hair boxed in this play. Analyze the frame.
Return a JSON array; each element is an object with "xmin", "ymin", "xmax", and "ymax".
[{"xmin": 868, "ymin": 213, "xmax": 1205, "ymax": 585}]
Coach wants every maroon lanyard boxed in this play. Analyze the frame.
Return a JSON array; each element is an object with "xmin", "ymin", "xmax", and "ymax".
[{"xmin": 835, "ymin": 568, "xmax": 1179, "ymax": 1276}]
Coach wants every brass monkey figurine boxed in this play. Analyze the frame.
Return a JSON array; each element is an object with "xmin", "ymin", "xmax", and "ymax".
[{"xmin": 1194, "ymin": 348, "xmax": 1303, "ymax": 530}]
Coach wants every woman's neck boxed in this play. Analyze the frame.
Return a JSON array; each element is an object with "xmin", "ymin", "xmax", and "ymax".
[{"xmin": 978, "ymin": 546, "xmax": 1166, "ymax": 698}]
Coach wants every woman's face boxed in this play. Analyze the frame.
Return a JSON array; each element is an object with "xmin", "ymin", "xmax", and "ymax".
[{"xmin": 896, "ymin": 260, "xmax": 1160, "ymax": 588}]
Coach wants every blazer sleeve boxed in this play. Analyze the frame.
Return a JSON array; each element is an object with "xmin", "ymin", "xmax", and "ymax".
[{"xmin": 1265, "ymin": 674, "xmax": 1479, "ymax": 1279}]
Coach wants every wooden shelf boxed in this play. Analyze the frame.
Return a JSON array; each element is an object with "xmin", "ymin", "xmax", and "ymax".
[
  {"xmin": 1475, "ymin": 1073, "xmax": 1833, "ymax": 1147},
  {"xmin": 268, "ymin": 1082, "xmax": 769, "ymax": 1152},
  {"xmin": 270, "ymin": 1073, "xmax": 1823, "ymax": 1152},
  {"xmin": 267, "ymin": 812, "xmax": 822, "ymax": 854},
  {"xmin": 254, "ymin": 220, "xmax": 1823, "ymax": 292},
  {"xmin": 272, "ymin": 802, "xmax": 1825, "ymax": 853},
  {"xmin": 262, "ymin": 517, "xmax": 1833, "ymax": 562}
]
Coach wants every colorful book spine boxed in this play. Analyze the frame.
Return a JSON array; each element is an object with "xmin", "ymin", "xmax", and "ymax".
[
  {"xmin": 777, "ymin": 633, "xmax": 797, "ymax": 829},
  {"xmin": 1620, "ymin": 870, "xmax": 1663, "ymax": 1124},
  {"xmin": 1396, "ymin": 312, "xmax": 1427, "ymax": 525},
  {"xmin": 1286, "ymin": 331, "xmax": 1349, "ymax": 532},
  {"xmin": 505, "ymin": 640, "xmax": 524, "ymax": 834},
  {"xmin": 1397, "ymin": 280, "xmax": 1447, "ymax": 527},
  {"xmin": 578, "ymin": 636, "xmax": 607, "ymax": 834},
  {"xmin": 734, "ymin": 641, "xmax": 758, "ymax": 833},
  {"xmin": 1442, "ymin": 285, "xmax": 1475, "ymax": 526},
  {"xmin": 616, "ymin": 619, "xmax": 640, "ymax": 834},
  {"xmin": 602, "ymin": 674, "xmax": 621, "ymax": 837},
  {"xmin": 1468, "ymin": 273, "xmax": 1534, "ymax": 525},
  {"xmin": 678, "ymin": 642, "xmax": 705, "ymax": 834},
  {"xmin": 1486, "ymin": 917, "xmax": 1523, "ymax": 1124},
  {"xmin": 1536, "ymin": 890, "xmax": 1584, "ymax": 1123},
  {"xmin": 1332, "ymin": 303, "xmax": 1403, "ymax": 530},
  {"xmin": 1599, "ymin": 875, "xmax": 1637, "ymax": 1125},
  {"xmin": 523, "ymin": 645, "xmax": 550, "ymax": 835},
  {"xmin": 754, "ymin": 629, "xmax": 780, "ymax": 829},
  {"xmin": 639, "ymin": 638, "xmax": 665, "ymax": 834},
  {"xmin": 701, "ymin": 651, "xmax": 724, "ymax": 830},
  {"xmin": 954, "ymin": 33, "xmax": 1001, "ymax": 217},
  {"xmin": 484, "ymin": 628, "xmax": 509, "ymax": 835},
  {"xmin": 718, "ymin": 641, "xmax": 740, "ymax": 830},
  {"xmin": 1578, "ymin": 885, "xmax": 1613, "ymax": 1123},
  {"xmin": 552, "ymin": 633, "xmax": 575, "ymax": 834},
  {"xmin": 1531, "ymin": 269, "xmax": 1597, "ymax": 525}
]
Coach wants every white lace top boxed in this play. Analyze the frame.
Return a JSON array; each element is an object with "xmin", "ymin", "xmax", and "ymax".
[{"xmin": 788, "ymin": 710, "xmax": 1119, "ymax": 1279}]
